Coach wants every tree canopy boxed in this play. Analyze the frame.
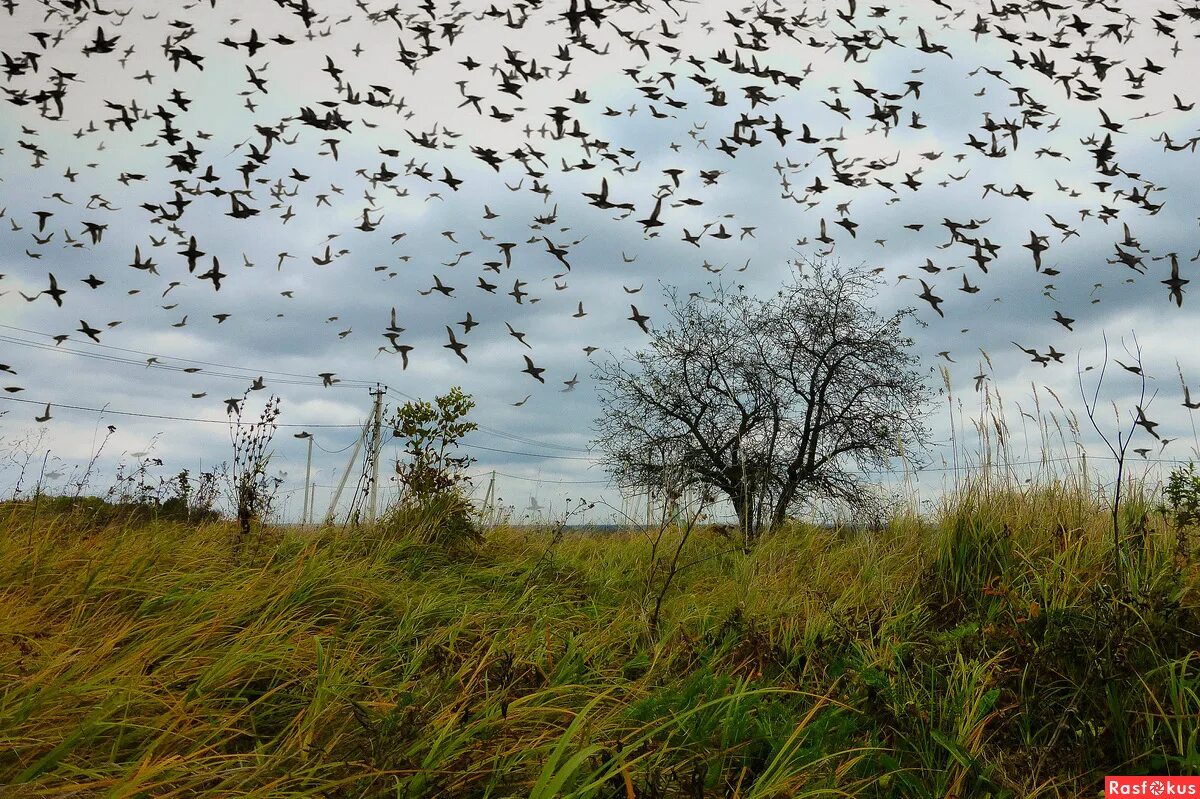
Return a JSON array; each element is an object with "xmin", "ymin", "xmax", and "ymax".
[{"xmin": 593, "ymin": 258, "xmax": 932, "ymax": 544}]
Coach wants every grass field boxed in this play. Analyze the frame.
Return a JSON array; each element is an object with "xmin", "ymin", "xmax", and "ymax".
[{"xmin": 1, "ymin": 474, "xmax": 1198, "ymax": 797}]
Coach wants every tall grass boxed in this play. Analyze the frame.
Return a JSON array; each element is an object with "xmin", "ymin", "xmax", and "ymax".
[{"xmin": 2, "ymin": 461, "xmax": 1197, "ymax": 798}]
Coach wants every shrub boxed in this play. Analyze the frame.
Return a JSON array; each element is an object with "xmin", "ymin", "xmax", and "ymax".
[
  {"xmin": 377, "ymin": 489, "xmax": 480, "ymax": 550},
  {"xmin": 388, "ymin": 387, "xmax": 477, "ymax": 502},
  {"xmin": 1161, "ymin": 462, "xmax": 1200, "ymax": 555}
]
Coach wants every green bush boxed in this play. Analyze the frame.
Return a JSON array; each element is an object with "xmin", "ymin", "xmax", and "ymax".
[
  {"xmin": 377, "ymin": 489, "xmax": 480, "ymax": 549},
  {"xmin": 1161, "ymin": 462, "xmax": 1200, "ymax": 555}
]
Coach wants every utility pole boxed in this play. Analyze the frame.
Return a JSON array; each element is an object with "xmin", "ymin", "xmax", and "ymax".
[
  {"xmin": 309, "ymin": 475, "xmax": 319, "ymax": 523},
  {"xmin": 302, "ymin": 431, "xmax": 312, "ymax": 525},
  {"xmin": 481, "ymin": 470, "xmax": 496, "ymax": 527},
  {"xmin": 367, "ymin": 386, "xmax": 385, "ymax": 523},
  {"xmin": 300, "ymin": 433, "xmax": 313, "ymax": 526}
]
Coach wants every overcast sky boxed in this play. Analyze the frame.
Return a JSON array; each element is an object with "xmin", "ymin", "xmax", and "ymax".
[{"xmin": 1, "ymin": 0, "xmax": 1198, "ymax": 523}]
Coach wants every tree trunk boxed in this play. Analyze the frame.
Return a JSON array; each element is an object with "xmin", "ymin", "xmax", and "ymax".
[
  {"xmin": 771, "ymin": 481, "xmax": 799, "ymax": 531},
  {"xmin": 729, "ymin": 481, "xmax": 756, "ymax": 552},
  {"xmin": 768, "ymin": 470, "xmax": 806, "ymax": 532}
]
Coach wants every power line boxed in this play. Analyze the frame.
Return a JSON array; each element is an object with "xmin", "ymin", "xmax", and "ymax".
[
  {"xmin": 0, "ymin": 323, "xmax": 383, "ymax": 387},
  {"xmin": 473, "ymin": 470, "xmax": 611, "ymax": 484},
  {"xmin": 6, "ymin": 393, "xmax": 1189, "ymax": 469},
  {"xmin": 0, "ymin": 394, "xmax": 364, "ymax": 428},
  {"xmin": 1, "ymin": 392, "xmax": 593, "ymax": 459},
  {"xmin": 5, "ymin": 388, "xmax": 1191, "ymax": 505},
  {"xmin": 0, "ymin": 333, "xmax": 367, "ymax": 389},
  {"xmin": 312, "ymin": 437, "xmax": 360, "ymax": 454},
  {"xmin": 473, "ymin": 427, "xmax": 593, "ymax": 453},
  {"xmin": 2, "ymin": 329, "xmax": 599, "ymax": 457},
  {"xmin": 0, "ymin": 394, "xmax": 597, "ymax": 463},
  {"xmin": 461, "ymin": 442, "xmax": 595, "ymax": 460}
]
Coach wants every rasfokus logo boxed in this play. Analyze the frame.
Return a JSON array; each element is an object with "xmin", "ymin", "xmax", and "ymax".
[{"xmin": 1106, "ymin": 777, "xmax": 1200, "ymax": 796}]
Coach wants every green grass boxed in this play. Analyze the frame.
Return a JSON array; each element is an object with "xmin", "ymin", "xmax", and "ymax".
[{"xmin": 1, "ymin": 477, "xmax": 1198, "ymax": 797}]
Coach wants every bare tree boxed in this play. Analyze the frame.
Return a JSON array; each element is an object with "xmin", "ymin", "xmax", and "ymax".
[{"xmin": 593, "ymin": 258, "xmax": 931, "ymax": 547}]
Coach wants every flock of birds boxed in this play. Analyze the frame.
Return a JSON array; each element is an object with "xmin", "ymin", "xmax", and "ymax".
[{"xmin": 0, "ymin": 0, "xmax": 1198, "ymax": 453}]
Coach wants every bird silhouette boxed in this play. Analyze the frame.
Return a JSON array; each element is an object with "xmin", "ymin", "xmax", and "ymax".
[
  {"xmin": 628, "ymin": 304, "xmax": 651, "ymax": 333},
  {"xmin": 444, "ymin": 326, "xmax": 469, "ymax": 362},
  {"xmin": 917, "ymin": 281, "xmax": 944, "ymax": 317},
  {"xmin": 521, "ymin": 355, "xmax": 545, "ymax": 383}
]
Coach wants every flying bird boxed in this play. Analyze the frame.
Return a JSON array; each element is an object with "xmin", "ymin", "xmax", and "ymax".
[
  {"xmin": 521, "ymin": 355, "xmax": 545, "ymax": 383},
  {"xmin": 628, "ymin": 305, "xmax": 651, "ymax": 333}
]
